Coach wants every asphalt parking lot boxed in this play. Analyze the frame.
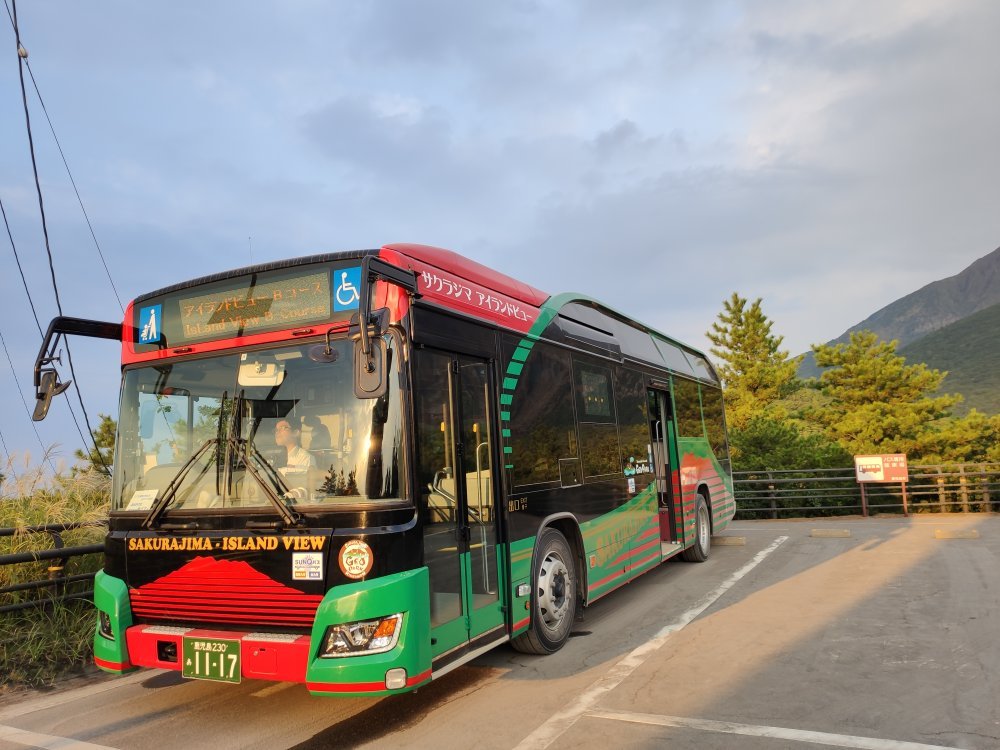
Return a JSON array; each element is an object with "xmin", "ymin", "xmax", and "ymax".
[{"xmin": 2, "ymin": 515, "xmax": 998, "ymax": 750}]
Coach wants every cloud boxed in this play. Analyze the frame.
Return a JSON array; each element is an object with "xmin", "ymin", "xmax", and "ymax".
[{"xmin": 2, "ymin": 1, "xmax": 999, "ymax": 462}]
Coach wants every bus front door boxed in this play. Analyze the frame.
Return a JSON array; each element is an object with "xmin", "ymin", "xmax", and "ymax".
[
  {"xmin": 649, "ymin": 388, "xmax": 685, "ymax": 546},
  {"xmin": 414, "ymin": 350, "xmax": 505, "ymax": 662}
]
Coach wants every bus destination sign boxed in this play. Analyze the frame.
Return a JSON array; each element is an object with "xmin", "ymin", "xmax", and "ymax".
[
  {"xmin": 132, "ymin": 264, "xmax": 356, "ymax": 350},
  {"xmin": 177, "ymin": 270, "xmax": 331, "ymax": 342}
]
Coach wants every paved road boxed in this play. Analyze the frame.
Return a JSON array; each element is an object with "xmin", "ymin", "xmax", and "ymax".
[{"xmin": 2, "ymin": 515, "xmax": 998, "ymax": 749}]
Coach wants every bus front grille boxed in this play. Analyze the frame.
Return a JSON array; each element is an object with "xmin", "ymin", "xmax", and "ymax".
[{"xmin": 128, "ymin": 556, "xmax": 324, "ymax": 629}]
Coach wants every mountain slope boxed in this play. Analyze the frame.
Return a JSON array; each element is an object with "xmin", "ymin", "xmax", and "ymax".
[
  {"xmin": 898, "ymin": 302, "xmax": 1000, "ymax": 415},
  {"xmin": 800, "ymin": 245, "xmax": 1000, "ymax": 378}
]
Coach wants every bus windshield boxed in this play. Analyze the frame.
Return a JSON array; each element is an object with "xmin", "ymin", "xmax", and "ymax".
[{"xmin": 112, "ymin": 335, "xmax": 405, "ymax": 513}]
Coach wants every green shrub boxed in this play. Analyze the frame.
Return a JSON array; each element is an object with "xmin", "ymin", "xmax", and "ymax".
[{"xmin": 1, "ymin": 455, "xmax": 109, "ymax": 687}]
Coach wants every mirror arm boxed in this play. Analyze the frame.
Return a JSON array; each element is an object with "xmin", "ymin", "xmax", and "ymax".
[
  {"xmin": 32, "ymin": 316, "xmax": 122, "ymax": 422},
  {"xmin": 357, "ymin": 255, "xmax": 419, "ymax": 363}
]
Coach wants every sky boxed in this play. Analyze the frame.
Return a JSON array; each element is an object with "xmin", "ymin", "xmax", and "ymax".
[{"xmin": 1, "ymin": 1, "xmax": 999, "ymax": 471}]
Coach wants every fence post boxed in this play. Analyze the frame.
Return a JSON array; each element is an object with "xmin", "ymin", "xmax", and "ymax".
[
  {"xmin": 937, "ymin": 467, "xmax": 946, "ymax": 513},
  {"xmin": 767, "ymin": 471, "xmax": 777, "ymax": 520},
  {"xmin": 982, "ymin": 469, "xmax": 992, "ymax": 513},
  {"xmin": 959, "ymin": 465, "xmax": 969, "ymax": 512},
  {"xmin": 47, "ymin": 529, "xmax": 67, "ymax": 601}
]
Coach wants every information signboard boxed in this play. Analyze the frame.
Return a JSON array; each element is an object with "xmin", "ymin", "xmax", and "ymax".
[{"xmin": 854, "ymin": 454, "xmax": 909, "ymax": 483}]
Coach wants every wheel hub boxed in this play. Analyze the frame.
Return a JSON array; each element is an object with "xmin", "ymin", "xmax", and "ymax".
[{"xmin": 536, "ymin": 552, "xmax": 570, "ymax": 629}]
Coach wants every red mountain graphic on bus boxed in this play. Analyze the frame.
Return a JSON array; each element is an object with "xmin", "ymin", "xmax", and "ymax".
[{"xmin": 129, "ymin": 556, "xmax": 324, "ymax": 628}]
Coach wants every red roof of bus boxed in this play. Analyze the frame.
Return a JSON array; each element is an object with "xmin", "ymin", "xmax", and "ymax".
[{"xmin": 381, "ymin": 243, "xmax": 549, "ymax": 308}]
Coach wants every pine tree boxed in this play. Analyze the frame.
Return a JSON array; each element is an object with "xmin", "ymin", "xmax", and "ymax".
[
  {"xmin": 811, "ymin": 331, "xmax": 963, "ymax": 457},
  {"xmin": 73, "ymin": 414, "xmax": 117, "ymax": 476},
  {"xmin": 706, "ymin": 293, "xmax": 800, "ymax": 430}
]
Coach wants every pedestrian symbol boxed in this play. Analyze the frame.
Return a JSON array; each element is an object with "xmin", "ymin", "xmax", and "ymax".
[
  {"xmin": 334, "ymin": 267, "xmax": 362, "ymax": 311},
  {"xmin": 138, "ymin": 304, "xmax": 162, "ymax": 344}
]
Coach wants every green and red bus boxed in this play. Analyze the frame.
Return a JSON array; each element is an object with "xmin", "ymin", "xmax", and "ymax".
[{"xmin": 33, "ymin": 244, "xmax": 733, "ymax": 696}]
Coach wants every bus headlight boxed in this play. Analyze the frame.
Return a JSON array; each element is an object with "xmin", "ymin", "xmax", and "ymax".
[{"xmin": 320, "ymin": 613, "xmax": 403, "ymax": 658}]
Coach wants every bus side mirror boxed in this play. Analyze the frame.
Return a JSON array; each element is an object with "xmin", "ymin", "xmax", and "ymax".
[
  {"xmin": 33, "ymin": 369, "xmax": 71, "ymax": 422},
  {"xmin": 353, "ymin": 337, "xmax": 388, "ymax": 399}
]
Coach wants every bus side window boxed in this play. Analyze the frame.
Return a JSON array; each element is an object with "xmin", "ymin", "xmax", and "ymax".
[
  {"xmin": 614, "ymin": 368, "xmax": 649, "ymax": 474},
  {"xmin": 699, "ymin": 386, "xmax": 730, "ymax": 472},
  {"xmin": 573, "ymin": 359, "xmax": 620, "ymax": 481},
  {"xmin": 506, "ymin": 340, "xmax": 577, "ymax": 488},
  {"xmin": 672, "ymin": 377, "xmax": 704, "ymax": 438}
]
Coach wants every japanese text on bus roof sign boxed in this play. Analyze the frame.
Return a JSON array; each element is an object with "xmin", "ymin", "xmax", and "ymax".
[
  {"xmin": 177, "ymin": 271, "xmax": 331, "ymax": 341},
  {"xmin": 419, "ymin": 270, "xmax": 529, "ymax": 322}
]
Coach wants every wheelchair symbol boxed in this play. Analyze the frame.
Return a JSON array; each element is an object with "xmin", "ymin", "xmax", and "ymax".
[{"xmin": 334, "ymin": 268, "xmax": 361, "ymax": 310}]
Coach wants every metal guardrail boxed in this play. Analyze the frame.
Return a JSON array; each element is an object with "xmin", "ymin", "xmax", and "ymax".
[
  {"xmin": 0, "ymin": 522, "xmax": 106, "ymax": 614},
  {"xmin": 734, "ymin": 464, "xmax": 1000, "ymax": 518}
]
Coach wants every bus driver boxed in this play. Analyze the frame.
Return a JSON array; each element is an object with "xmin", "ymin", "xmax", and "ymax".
[{"xmin": 274, "ymin": 419, "xmax": 317, "ymax": 501}]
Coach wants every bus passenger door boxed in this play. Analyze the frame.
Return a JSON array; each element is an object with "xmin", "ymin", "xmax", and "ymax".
[
  {"xmin": 648, "ymin": 389, "xmax": 684, "ymax": 546},
  {"xmin": 414, "ymin": 350, "xmax": 505, "ymax": 661}
]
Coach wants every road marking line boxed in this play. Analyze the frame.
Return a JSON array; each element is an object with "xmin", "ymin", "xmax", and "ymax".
[
  {"xmin": 0, "ymin": 724, "xmax": 119, "ymax": 750},
  {"xmin": 250, "ymin": 681, "xmax": 296, "ymax": 698},
  {"xmin": 513, "ymin": 535, "xmax": 789, "ymax": 750},
  {"xmin": 585, "ymin": 709, "xmax": 958, "ymax": 750},
  {"xmin": 0, "ymin": 670, "xmax": 164, "ymax": 723}
]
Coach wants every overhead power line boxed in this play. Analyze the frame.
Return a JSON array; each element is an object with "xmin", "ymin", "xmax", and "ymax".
[
  {"xmin": 8, "ymin": 0, "xmax": 110, "ymax": 475},
  {"xmin": 0, "ymin": 195, "xmax": 44, "ymax": 337},
  {"xmin": 2, "ymin": 0, "xmax": 122, "ymax": 314},
  {"xmin": 23, "ymin": 59, "xmax": 125, "ymax": 314},
  {"xmin": 0, "ymin": 425, "xmax": 18, "ymax": 484},
  {"xmin": 3, "ymin": 196, "xmax": 102, "ymax": 467}
]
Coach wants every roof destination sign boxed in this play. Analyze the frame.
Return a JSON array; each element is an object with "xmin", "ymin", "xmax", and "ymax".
[
  {"xmin": 178, "ymin": 270, "xmax": 331, "ymax": 342},
  {"xmin": 133, "ymin": 263, "xmax": 359, "ymax": 350},
  {"xmin": 854, "ymin": 454, "xmax": 909, "ymax": 484}
]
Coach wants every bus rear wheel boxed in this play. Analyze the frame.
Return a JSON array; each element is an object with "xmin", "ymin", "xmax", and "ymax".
[
  {"xmin": 512, "ymin": 527, "xmax": 577, "ymax": 655},
  {"xmin": 681, "ymin": 493, "xmax": 711, "ymax": 562}
]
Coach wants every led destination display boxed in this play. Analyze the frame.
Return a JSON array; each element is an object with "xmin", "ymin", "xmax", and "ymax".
[
  {"xmin": 177, "ymin": 270, "xmax": 331, "ymax": 341},
  {"xmin": 132, "ymin": 263, "xmax": 363, "ymax": 349}
]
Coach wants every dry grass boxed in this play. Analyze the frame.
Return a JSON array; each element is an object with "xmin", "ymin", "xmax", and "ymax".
[{"xmin": 1, "ymin": 451, "xmax": 109, "ymax": 687}]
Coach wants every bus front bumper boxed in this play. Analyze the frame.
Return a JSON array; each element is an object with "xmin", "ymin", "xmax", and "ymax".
[{"xmin": 93, "ymin": 567, "xmax": 433, "ymax": 697}]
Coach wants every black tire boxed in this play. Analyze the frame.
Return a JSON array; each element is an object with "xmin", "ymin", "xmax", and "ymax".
[
  {"xmin": 511, "ymin": 527, "xmax": 578, "ymax": 655},
  {"xmin": 681, "ymin": 493, "xmax": 711, "ymax": 563}
]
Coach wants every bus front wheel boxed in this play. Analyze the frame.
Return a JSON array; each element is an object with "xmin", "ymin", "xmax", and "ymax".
[
  {"xmin": 681, "ymin": 493, "xmax": 711, "ymax": 562},
  {"xmin": 512, "ymin": 527, "xmax": 577, "ymax": 655}
]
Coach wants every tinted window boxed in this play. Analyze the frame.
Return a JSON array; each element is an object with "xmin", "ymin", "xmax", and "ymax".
[
  {"xmin": 580, "ymin": 423, "xmax": 621, "ymax": 478},
  {"xmin": 686, "ymin": 353, "xmax": 717, "ymax": 384},
  {"xmin": 575, "ymin": 361, "xmax": 615, "ymax": 423},
  {"xmin": 673, "ymin": 377, "xmax": 704, "ymax": 438},
  {"xmin": 699, "ymin": 386, "xmax": 730, "ymax": 471},
  {"xmin": 615, "ymin": 368, "xmax": 650, "ymax": 473},
  {"xmin": 507, "ymin": 340, "xmax": 577, "ymax": 486},
  {"xmin": 653, "ymin": 336, "xmax": 696, "ymax": 376},
  {"xmin": 611, "ymin": 321, "xmax": 663, "ymax": 365}
]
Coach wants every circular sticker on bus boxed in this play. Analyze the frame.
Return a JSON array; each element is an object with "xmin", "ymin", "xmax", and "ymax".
[{"xmin": 339, "ymin": 539, "xmax": 373, "ymax": 579}]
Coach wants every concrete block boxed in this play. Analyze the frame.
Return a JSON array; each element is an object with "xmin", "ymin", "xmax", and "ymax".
[
  {"xmin": 712, "ymin": 536, "xmax": 746, "ymax": 546},
  {"xmin": 934, "ymin": 528, "xmax": 980, "ymax": 540},
  {"xmin": 810, "ymin": 529, "xmax": 851, "ymax": 538}
]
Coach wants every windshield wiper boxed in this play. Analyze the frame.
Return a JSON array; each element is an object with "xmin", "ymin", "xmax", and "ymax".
[
  {"xmin": 143, "ymin": 389, "xmax": 303, "ymax": 530},
  {"xmin": 142, "ymin": 439, "xmax": 216, "ymax": 529},
  {"xmin": 234, "ymin": 439, "xmax": 303, "ymax": 528},
  {"xmin": 223, "ymin": 389, "xmax": 302, "ymax": 528}
]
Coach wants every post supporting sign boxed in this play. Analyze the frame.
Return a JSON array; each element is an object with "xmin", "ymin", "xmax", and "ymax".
[{"xmin": 854, "ymin": 454, "xmax": 910, "ymax": 517}]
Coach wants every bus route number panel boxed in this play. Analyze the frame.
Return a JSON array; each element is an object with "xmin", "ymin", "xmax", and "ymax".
[{"xmin": 182, "ymin": 637, "xmax": 241, "ymax": 683}]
